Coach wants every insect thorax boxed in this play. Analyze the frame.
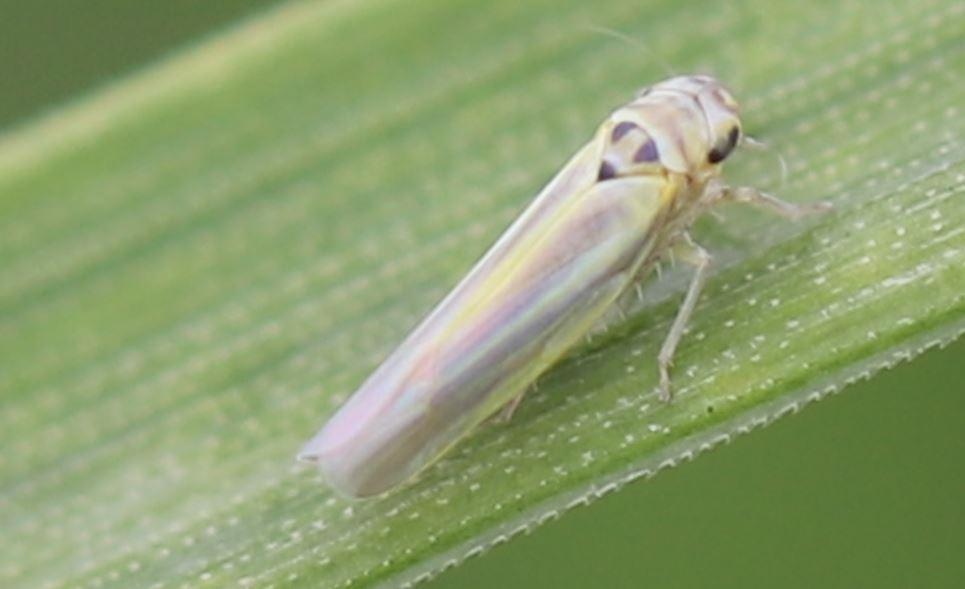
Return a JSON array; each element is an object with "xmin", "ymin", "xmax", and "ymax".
[{"xmin": 596, "ymin": 119, "xmax": 664, "ymax": 182}]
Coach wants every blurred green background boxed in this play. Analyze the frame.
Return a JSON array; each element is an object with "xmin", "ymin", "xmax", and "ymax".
[
  {"xmin": 0, "ymin": 0, "xmax": 282, "ymax": 131},
  {"xmin": 2, "ymin": 1, "xmax": 961, "ymax": 587}
]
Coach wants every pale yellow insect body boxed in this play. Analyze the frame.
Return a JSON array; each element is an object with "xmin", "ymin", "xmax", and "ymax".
[{"xmin": 299, "ymin": 75, "xmax": 830, "ymax": 498}]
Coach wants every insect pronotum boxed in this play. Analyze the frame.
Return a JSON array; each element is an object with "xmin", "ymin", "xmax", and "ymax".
[{"xmin": 299, "ymin": 75, "xmax": 831, "ymax": 498}]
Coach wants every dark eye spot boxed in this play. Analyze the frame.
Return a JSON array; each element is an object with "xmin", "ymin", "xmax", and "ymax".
[
  {"xmin": 708, "ymin": 126, "xmax": 740, "ymax": 164},
  {"xmin": 633, "ymin": 138, "xmax": 659, "ymax": 163},
  {"xmin": 598, "ymin": 159, "xmax": 617, "ymax": 181},
  {"xmin": 611, "ymin": 121, "xmax": 638, "ymax": 142},
  {"xmin": 707, "ymin": 147, "xmax": 727, "ymax": 164}
]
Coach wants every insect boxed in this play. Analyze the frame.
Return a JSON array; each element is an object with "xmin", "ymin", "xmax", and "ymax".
[{"xmin": 299, "ymin": 75, "xmax": 831, "ymax": 498}]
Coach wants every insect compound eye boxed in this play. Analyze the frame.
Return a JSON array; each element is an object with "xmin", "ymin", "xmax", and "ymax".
[{"xmin": 707, "ymin": 126, "xmax": 740, "ymax": 164}]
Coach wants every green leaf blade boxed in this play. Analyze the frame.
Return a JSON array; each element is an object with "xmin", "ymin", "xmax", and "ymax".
[{"xmin": 0, "ymin": 0, "xmax": 962, "ymax": 588}]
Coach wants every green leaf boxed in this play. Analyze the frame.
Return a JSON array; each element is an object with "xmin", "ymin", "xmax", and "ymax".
[{"xmin": 0, "ymin": 0, "xmax": 961, "ymax": 588}]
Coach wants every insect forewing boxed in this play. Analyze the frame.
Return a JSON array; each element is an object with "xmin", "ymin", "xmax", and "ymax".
[{"xmin": 300, "ymin": 141, "xmax": 669, "ymax": 497}]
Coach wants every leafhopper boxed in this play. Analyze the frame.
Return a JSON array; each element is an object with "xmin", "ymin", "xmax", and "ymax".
[{"xmin": 299, "ymin": 75, "xmax": 830, "ymax": 498}]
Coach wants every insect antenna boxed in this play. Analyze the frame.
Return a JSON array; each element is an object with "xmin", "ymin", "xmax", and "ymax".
[
  {"xmin": 583, "ymin": 24, "xmax": 677, "ymax": 79},
  {"xmin": 742, "ymin": 135, "xmax": 790, "ymax": 189}
]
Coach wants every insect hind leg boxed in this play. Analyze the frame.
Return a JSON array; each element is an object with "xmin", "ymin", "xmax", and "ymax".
[{"xmin": 495, "ymin": 392, "xmax": 527, "ymax": 423}]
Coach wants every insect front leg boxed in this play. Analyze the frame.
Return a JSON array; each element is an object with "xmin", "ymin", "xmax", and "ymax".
[
  {"xmin": 717, "ymin": 186, "xmax": 833, "ymax": 219},
  {"xmin": 658, "ymin": 233, "xmax": 711, "ymax": 402}
]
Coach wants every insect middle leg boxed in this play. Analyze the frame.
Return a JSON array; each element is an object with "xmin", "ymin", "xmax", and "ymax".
[{"xmin": 657, "ymin": 233, "xmax": 711, "ymax": 402}]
